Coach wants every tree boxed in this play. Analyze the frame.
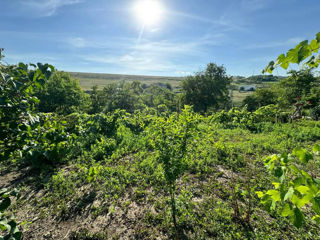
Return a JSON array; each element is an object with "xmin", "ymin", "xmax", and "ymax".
[
  {"xmin": 243, "ymin": 88, "xmax": 277, "ymax": 111},
  {"xmin": 276, "ymin": 69, "xmax": 318, "ymax": 107},
  {"xmin": 150, "ymin": 106, "xmax": 197, "ymax": 232},
  {"xmin": 142, "ymin": 84, "xmax": 177, "ymax": 112},
  {"xmin": 181, "ymin": 63, "xmax": 232, "ymax": 113},
  {"xmin": 102, "ymin": 81, "xmax": 143, "ymax": 113},
  {"xmin": 36, "ymin": 71, "xmax": 89, "ymax": 114},
  {"xmin": 89, "ymin": 85, "xmax": 105, "ymax": 114}
]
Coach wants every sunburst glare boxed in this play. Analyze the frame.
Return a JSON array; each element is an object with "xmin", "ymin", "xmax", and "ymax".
[{"xmin": 133, "ymin": 0, "xmax": 164, "ymax": 26}]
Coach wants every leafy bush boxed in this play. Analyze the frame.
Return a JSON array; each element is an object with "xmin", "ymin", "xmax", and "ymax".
[
  {"xmin": 310, "ymin": 105, "xmax": 320, "ymax": 120},
  {"xmin": 21, "ymin": 113, "xmax": 74, "ymax": 168},
  {"xmin": 0, "ymin": 62, "xmax": 53, "ymax": 161},
  {"xmin": 257, "ymin": 144, "xmax": 320, "ymax": 228},
  {"xmin": 149, "ymin": 106, "xmax": 197, "ymax": 230},
  {"xmin": 0, "ymin": 188, "xmax": 22, "ymax": 240}
]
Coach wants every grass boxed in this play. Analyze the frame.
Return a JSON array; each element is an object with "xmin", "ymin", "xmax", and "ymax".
[
  {"xmin": 3, "ymin": 111, "xmax": 320, "ymax": 239},
  {"xmin": 232, "ymin": 91, "xmax": 254, "ymax": 105},
  {"xmin": 69, "ymin": 72, "xmax": 185, "ymax": 90},
  {"xmin": 71, "ymin": 72, "xmax": 276, "ymax": 106}
]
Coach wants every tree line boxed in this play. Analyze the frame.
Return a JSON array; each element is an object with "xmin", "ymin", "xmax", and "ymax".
[{"xmin": 27, "ymin": 62, "xmax": 233, "ymax": 115}]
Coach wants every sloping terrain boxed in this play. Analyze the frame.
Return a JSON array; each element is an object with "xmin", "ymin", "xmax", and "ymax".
[{"xmin": 2, "ymin": 112, "xmax": 320, "ymax": 239}]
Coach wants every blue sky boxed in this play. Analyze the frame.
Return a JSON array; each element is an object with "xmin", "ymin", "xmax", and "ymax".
[{"xmin": 0, "ymin": 0, "xmax": 319, "ymax": 77}]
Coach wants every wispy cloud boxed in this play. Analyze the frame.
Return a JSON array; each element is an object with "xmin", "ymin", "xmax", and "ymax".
[
  {"xmin": 79, "ymin": 35, "xmax": 222, "ymax": 75},
  {"xmin": 170, "ymin": 10, "xmax": 247, "ymax": 32},
  {"xmin": 21, "ymin": 0, "xmax": 83, "ymax": 17},
  {"xmin": 67, "ymin": 37, "xmax": 87, "ymax": 48},
  {"xmin": 244, "ymin": 37, "xmax": 303, "ymax": 49},
  {"xmin": 5, "ymin": 52, "xmax": 57, "ymax": 65},
  {"xmin": 241, "ymin": 0, "xmax": 271, "ymax": 11}
]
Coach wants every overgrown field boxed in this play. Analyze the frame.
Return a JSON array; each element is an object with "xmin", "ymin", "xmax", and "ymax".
[
  {"xmin": 69, "ymin": 72, "xmax": 184, "ymax": 90},
  {"xmin": 2, "ymin": 35, "xmax": 320, "ymax": 239},
  {"xmin": 2, "ymin": 107, "xmax": 320, "ymax": 239}
]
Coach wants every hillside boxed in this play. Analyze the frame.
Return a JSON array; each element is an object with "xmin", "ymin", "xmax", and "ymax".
[
  {"xmin": 71, "ymin": 72, "xmax": 284, "ymax": 91},
  {"xmin": 69, "ymin": 72, "xmax": 185, "ymax": 90},
  {"xmin": 70, "ymin": 71, "xmax": 283, "ymax": 105}
]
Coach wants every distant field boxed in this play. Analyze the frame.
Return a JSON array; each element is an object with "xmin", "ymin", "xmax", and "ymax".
[
  {"xmin": 70, "ymin": 71, "xmax": 277, "ymax": 104},
  {"xmin": 69, "ymin": 72, "xmax": 185, "ymax": 90},
  {"xmin": 232, "ymin": 90, "xmax": 254, "ymax": 105}
]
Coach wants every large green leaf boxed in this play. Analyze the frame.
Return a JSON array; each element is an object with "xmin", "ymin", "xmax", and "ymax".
[
  {"xmin": 0, "ymin": 197, "xmax": 11, "ymax": 212},
  {"xmin": 297, "ymin": 41, "xmax": 312, "ymax": 63},
  {"xmin": 276, "ymin": 54, "xmax": 289, "ymax": 69},
  {"xmin": 286, "ymin": 48, "xmax": 299, "ymax": 64},
  {"xmin": 292, "ymin": 207, "xmax": 305, "ymax": 228}
]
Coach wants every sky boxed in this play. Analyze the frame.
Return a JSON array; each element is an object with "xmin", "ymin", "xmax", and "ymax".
[{"xmin": 0, "ymin": 0, "xmax": 320, "ymax": 77}]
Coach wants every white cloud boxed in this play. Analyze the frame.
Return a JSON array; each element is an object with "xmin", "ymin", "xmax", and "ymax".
[
  {"xmin": 175, "ymin": 71, "xmax": 192, "ymax": 76},
  {"xmin": 170, "ymin": 10, "xmax": 247, "ymax": 32},
  {"xmin": 244, "ymin": 37, "xmax": 303, "ymax": 49},
  {"xmin": 78, "ymin": 34, "xmax": 226, "ymax": 75},
  {"xmin": 21, "ymin": 0, "xmax": 83, "ymax": 17},
  {"xmin": 67, "ymin": 37, "xmax": 87, "ymax": 48}
]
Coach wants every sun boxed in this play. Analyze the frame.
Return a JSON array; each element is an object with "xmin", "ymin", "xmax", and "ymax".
[{"xmin": 134, "ymin": 0, "xmax": 164, "ymax": 26}]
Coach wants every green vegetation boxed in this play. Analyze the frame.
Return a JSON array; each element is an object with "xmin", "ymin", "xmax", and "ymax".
[
  {"xmin": 0, "ymin": 188, "xmax": 21, "ymax": 240},
  {"xmin": 69, "ymin": 72, "xmax": 184, "ymax": 90},
  {"xmin": 1, "ymin": 33, "xmax": 320, "ymax": 239},
  {"xmin": 181, "ymin": 63, "xmax": 232, "ymax": 113},
  {"xmin": 36, "ymin": 71, "xmax": 90, "ymax": 114},
  {"xmin": 263, "ymin": 32, "xmax": 320, "ymax": 74},
  {"xmin": 257, "ymin": 145, "xmax": 320, "ymax": 228}
]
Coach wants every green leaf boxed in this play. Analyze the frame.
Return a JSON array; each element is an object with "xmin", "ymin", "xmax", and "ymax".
[
  {"xmin": 295, "ymin": 186, "xmax": 310, "ymax": 195},
  {"xmin": 0, "ymin": 197, "xmax": 11, "ymax": 211},
  {"xmin": 292, "ymin": 192, "xmax": 313, "ymax": 208},
  {"xmin": 316, "ymin": 32, "xmax": 320, "ymax": 43},
  {"xmin": 292, "ymin": 148, "xmax": 312, "ymax": 163},
  {"xmin": 281, "ymin": 203, "xmax": 293, "ymax": 217},
  {"xmin": 312, "ymin": 144, "xmax": 320, "ymax": 154},
  {"xmin": 297, "ymin": 42, "xmax": 312, "ymax": 63},
  {"xmin": 290, "ymin": 165, "xmax": 301, "ymax": 174},
  {"xmin": 276, "ymin": 54, "xmax": 289, "ymax": 69},
  {"xmin": 0, "ymin": 188, "xmax": 8, "ymax": 196},
  {"xmin": 272, "ymin": 182, "xmax": 280, "ymax": 189},
  {"xmin": 312, "ymin": 215, "xmax": 320, "ymax": 224},
  {"xmin": 256, "ymin": 191, "xmax": 264, "ymax": 198},
  {"xmin": 263, "ymin": 61, "xmax": 275, "ymax": 74},
  {"xmin": 311, "ymin": 196, "xmax": 320, "ymax": 214},
  {"xmin": 300, "ymin": 170, "xmax": 312, "ymax": 180},
  {"xmin": 287, "ymin": 48, "xmax": 299, "ymax": 64},
  {"xmin": 284, "ymin": 187, "xmax": 294, "ymax": 201},
  {"xmin": 266, "ymin": 189, "xmax": 281, "ymax": 202},
  {"xmin": 310, "ymin": 39, "xmax": 319, "ymax": 52},
  {"xmin": 13, "ymin": 231, "xmax": 22, "ymax": 240},
  {"xmin": 292, "ymin": 207, "xmax": 305, "ymax": 228}
]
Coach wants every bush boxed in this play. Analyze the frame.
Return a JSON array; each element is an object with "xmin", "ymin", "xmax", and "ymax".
[{"xmin": 310, "ymin": 105, "xmax": 320, "ymax": 120}]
